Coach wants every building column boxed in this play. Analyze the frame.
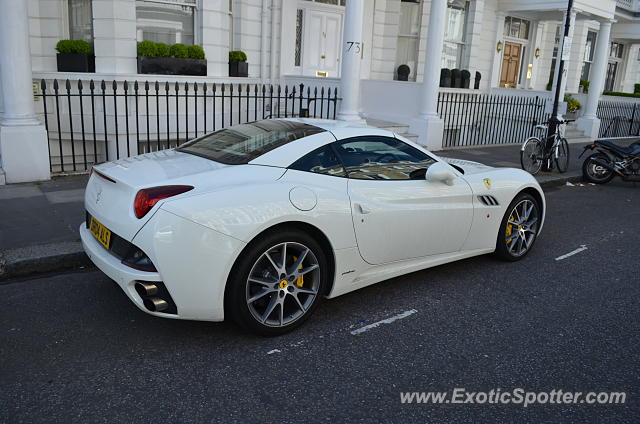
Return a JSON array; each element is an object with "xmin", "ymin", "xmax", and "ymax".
[
  {"xmin": 489, "ymin": 12, "xmax": 506, "ymax": 88},
  {"xmin": 576, "ymin": 20, "xmax": 612, "ymax": 138},
  {"xmin": 337, "ymin": 0, "xmax": 364, "ymax": 121},
  {"xmin": 551, "ymin": 10, "xmax": 576, "ymax": 99},
  {"xmin": 0, "ymin": 0, "xmax": 50, "ymax": 183},
  {"xmin": 92, "ymin": 0, "xmax": 137, "ymax": 74},
  {"xmin": 409, "ymin": 0, "xmax": 447, "ymax": 151}
]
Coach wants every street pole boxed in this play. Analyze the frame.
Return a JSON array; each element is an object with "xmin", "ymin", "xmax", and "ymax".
[{"xmin": 546, "ymin": 0, "xmax": 574, "ymax": 170}]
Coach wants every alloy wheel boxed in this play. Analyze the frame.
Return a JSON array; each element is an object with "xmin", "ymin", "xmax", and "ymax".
[
  {"xmin": 245, "ymin": 242, "xmax": 321, "ymax": 327},
  {"xmin": 504, "ymin": 199, "xmax": 539, "ymax": 257}
]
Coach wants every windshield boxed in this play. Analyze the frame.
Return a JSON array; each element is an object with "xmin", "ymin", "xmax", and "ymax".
[{"xmin": 177, "ymin": 120, "xmax": 324, "ymax": 164}]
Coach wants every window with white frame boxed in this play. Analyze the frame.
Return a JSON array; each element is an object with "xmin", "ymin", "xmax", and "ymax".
[
  {"xmin": 395, "ymin": 0, "xmax": 422, "ymax": 81},
  {"xmin": 228, "ymin": 0, "xmax": 233, "ymax": 51},
  {"xmin": 303, "ymin": 0, "xmax": 347, "ymax": 5},
  {"xmin": 580, "ymin": 30, "xmax": 597, "ymax": 81},
  {"xmin": 294, "ymin": 9, "xmax": 304, "ymax": 67},
  {"xmin": 547, "ymin": 25, "xmax": 561, "ymax": 89},
  {"xmin": 136, "ymin": 0, "xmax": 196, "ymax": 45},
  {"xmin": 503, "ymin": 16, "xmax": 530, "ymax": 40},
  {"xmin": 68, "ymin": 0, "xmax": 93, "ymax": 43},
  {"xmin": 441, "ymin": 1, "xmax": 468, "ymax": 69}
]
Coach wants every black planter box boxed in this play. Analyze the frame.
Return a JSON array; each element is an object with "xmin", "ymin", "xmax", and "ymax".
[
  {"xmin": 439, "ymin": 77, "xmax": 451, "ymax": 88},
  {"xmin": 57, "ymin": 53, "xmax": 95, "ymax": 73},
  {"xmin": 137, "ymin": 56, "xmax": 207, "ymax": 76},
  {"xmin": 229, "ymin": 61, "xmax": 248, "ymax": 77}
]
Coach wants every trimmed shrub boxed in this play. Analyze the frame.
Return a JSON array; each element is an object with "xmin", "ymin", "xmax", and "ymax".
[
  {"xmin": 603, "ymin": 91, "xmax": 640, "ymax": 98},
  {"xmin": 56, "ymin": 40, "xmax": 92, "ymax": 54},
  {"xmin": 461, "ymin": 70, "xmax": 471, "ymax": 80},
  {"xmin": 229, "ymin": 50, "xmax": 247, "ymax": 62},
  {"xmin": 187, "ymin": 45, "xmax": 206, "ymax": 60},
  {"xmin": 440, "ymin": 68, "xmax": 451, "ymax": 78},
  {"xmin": 137, "ymin": 41, "xmax": 157, "ymax": 57},
  {"xmin": 634, "ymin": 83, "xmax": 640, "ymax": 94},
  {"xmin": 155, "ymin": 42, "xmax": 171, "ymax": 57},
  {"xmin": 169, "ymin": 43, "xmax": 189, "ymax": 58}
]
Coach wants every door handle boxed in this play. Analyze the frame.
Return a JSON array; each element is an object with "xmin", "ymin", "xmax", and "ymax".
[{"xmin": 356, "ymin": 203, "xmax": 371, "ymax": 214}]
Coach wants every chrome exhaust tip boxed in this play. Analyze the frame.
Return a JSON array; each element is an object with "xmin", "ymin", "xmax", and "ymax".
[
  {"xmin": 143, "ymin": 297, "xmax": 169, "ymax": 312},
  {"xmin": 135, "ymin": 282, "xmax": 158, "ymax": 298}
]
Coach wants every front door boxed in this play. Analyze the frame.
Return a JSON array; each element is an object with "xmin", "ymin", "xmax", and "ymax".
[
  {"xmin": 302, "ymin": 10, "xmax": 342, "ymax": 78},
  {"xmin": 334, "ymin": 136, "xmax": 474, "ymax": 265},
  {"xmin": 500, "ymin": 42, "xmax": 522, "ymax": 88}
]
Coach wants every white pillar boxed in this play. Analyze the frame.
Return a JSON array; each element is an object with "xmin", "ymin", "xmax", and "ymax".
[
  {"xmin": 577, "ymin": 20, "xmax": 613, "ymax": 138},
  {"xmin": 409, "ymin": 0, "xmax": 447, "ymax": 151},
  {"xmin": 489, "ymin": 12, "xmax": 506, "ymax": 88},
  {"xmin": 93, "ymin": 0, "xmax": 137, "ymax": 74},
  {"xmin": 0, "ymin": 0, "xmax": 50, "ymax": 183},
  {"xmin": 337, "ymin": 0, "xmax": 364, "ymax": 121}
]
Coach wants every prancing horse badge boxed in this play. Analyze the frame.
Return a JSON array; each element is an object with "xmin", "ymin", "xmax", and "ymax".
[{"xmin": 483, "ymin": 178, "xmax": 492, "ymax": 189}]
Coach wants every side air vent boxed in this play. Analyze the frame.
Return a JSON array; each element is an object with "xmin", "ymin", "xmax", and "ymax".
[{"xmin": 477, "ymin": 195, "xmax": 500, "ymax": 206}]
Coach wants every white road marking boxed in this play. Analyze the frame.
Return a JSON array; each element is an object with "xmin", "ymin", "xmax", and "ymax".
[
  {"xmin": 266, "ymin": 349, "xmax": 281, "ymax": 355},
  {"xmin": 350, "ymin": 309, "xmax": 418, "ymax": 335},
  {"xmin": 555, "ymin": 245, "xmax": 588, "ymax": 261}
]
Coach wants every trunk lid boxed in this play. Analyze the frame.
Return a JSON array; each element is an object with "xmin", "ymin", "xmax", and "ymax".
[{"xmin": 85, "ymin": 149, "xmax": 229, "ymax": 241}]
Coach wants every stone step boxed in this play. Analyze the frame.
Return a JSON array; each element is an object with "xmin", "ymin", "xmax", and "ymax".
[{"xmin": 365, "ymin": 118, "xmax": 409, "ymax": 135}]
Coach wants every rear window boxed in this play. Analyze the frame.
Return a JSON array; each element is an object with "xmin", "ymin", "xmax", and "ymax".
[{"xmin": 176, "ymin": 120, "xmax": 324, "ymax": 164}]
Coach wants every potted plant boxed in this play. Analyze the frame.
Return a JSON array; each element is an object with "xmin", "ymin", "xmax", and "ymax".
[
  {"xmin": 451, "ymin": 69, "xmax": 462, "ymax": 88},
  {"xmin": 137, "ymin": 41, "xmax": 207, "ymax": 76},
  {"xmin": 564, "ymin": 94, "xmax": 581, "ymax": 118},
  {"xmin": 440, "ymin": 68, "xmax": 451, "ymax": 87},
  {"xmin": 461, "ymin": 70, "xmax": 471, "ymax": 89},
  {"xmin": 396, "ymin": 64, "xmax": 410, "ymax": 81},
  {"xmin": 55, "ymin": 40, "xmax": 95, "ymax": 73},
  {"xmin": 229, "ymin": 51, "xmax": 248, "ymax": 77},
  {"xmin": 579, "ymin": 79, "xmax": 590, "ymax": 94},
  {"xmin": 474, "ymin": 71, "xmax": 481, "ymax": 89}
]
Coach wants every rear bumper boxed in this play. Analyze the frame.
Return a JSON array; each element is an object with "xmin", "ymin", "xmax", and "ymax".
[
  {"xmin": 81, "ymin": 209, "xmax": 246, "ymax": 322},
  {"xmin": 80, "ymin": 224, "xmax": 180, "ymax": 319}
]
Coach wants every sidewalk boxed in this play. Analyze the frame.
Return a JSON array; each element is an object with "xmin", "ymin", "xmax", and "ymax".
[{"xmin": 0, "ymin": 142, "xmax": 587, "ymax": 280}]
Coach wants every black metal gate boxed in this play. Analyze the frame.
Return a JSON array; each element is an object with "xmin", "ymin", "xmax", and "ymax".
[{"xmin": 35, "ymin": 79, "xmax": 340, "ymax": 173}]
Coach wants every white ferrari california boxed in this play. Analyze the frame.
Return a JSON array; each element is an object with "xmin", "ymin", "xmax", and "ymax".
[{"xmin": 81, "ymin": 118, "xmax": 545, "ymax": 335}]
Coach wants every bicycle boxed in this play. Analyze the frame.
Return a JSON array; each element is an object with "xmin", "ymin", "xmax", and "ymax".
[{"xmin": 520, "ymin": 119, "xmax": 573, "ymax": 175}]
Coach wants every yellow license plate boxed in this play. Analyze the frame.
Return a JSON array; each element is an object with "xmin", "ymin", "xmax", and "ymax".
[{"xmin": 89, "ymin": 216, "xmax": 111, "ymax": 249}]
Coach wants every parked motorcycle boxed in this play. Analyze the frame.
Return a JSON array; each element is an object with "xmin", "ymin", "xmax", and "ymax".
[{"xmin": 580, "ymin": 138, "xmax": 640, "ymax": 184}]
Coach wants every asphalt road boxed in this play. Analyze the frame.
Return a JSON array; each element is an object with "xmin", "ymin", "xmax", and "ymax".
[{"xmin": 2, "ymin": 180, "xmax": 639, "ymax": 423}]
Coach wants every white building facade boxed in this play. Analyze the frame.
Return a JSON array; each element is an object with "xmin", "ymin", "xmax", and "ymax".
[{"xmin": 0, "ymin": 0, "xmax": 639, "ymax": 183}]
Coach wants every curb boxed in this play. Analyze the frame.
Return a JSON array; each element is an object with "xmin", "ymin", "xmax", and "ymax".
[
  {"xmin": 0, "ymin": 241, "xmax": 91, "ymax": 282},
  {"xmin": 0, "ymin": 172, "xmax": 583, "ymax": 282},
  {"xmin": 536, "ymin": 171, "xmax": 583, "ymax": 189}
]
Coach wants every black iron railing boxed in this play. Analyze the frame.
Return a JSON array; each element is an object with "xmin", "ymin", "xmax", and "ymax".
[
  {"xmin": 35, "ymin": 79, "xmax": 340, "ymax": 173},
  {"xmin": 597, "ymin": 100, "xmax": 640, "ymax": 138},
  {"xmin": 437, "ymin": 92, "xmax": 550, "ymax": 148}
]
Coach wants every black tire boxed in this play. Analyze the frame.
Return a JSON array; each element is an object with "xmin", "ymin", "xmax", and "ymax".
[
  {"xmin": 494, "ymin": 192, "xmax": 541, "ymax": 261},
  {"xmin": 520, "ymin": 137, "xmax": 544, "ymax": 175},
  {"xmin": 582, "ymin": 153, "xmax": 615, "ymax": 184},
  {"xmin": 554, "ymin": 137, "xmax": 570, "ymax": 173},
  {"xmin": 226, "ymin": 229, "xmax": 328, "ymax": 336}
]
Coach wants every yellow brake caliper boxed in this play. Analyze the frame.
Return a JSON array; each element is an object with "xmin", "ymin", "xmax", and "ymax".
[
  {"xmin": 292, "ymin": 256, "xmax": 304, "ymax": 287},
  {"xmin": 505, "ymin": 215, "xmax": 515, "ymax": 244}
]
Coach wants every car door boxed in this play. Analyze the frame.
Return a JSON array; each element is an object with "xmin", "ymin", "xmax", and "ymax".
[{"xmin": 335, "ymin": 136, "xmax": 474, "ymax": 265}]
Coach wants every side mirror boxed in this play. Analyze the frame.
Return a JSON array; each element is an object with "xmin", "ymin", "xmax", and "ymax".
[{"xmin": 425, "ymin": 162, "xmax": 456, "ymax": 186}]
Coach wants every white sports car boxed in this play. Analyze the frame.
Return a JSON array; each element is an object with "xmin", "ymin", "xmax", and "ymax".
[{"xmin": 81, "ymin": 119, "xmax": 545, "ymax": 335}]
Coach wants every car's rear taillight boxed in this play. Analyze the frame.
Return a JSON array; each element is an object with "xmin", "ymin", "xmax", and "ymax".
[{"xmin": 133, "ymin": 185, "xmax": 193, "ymax": 219}]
